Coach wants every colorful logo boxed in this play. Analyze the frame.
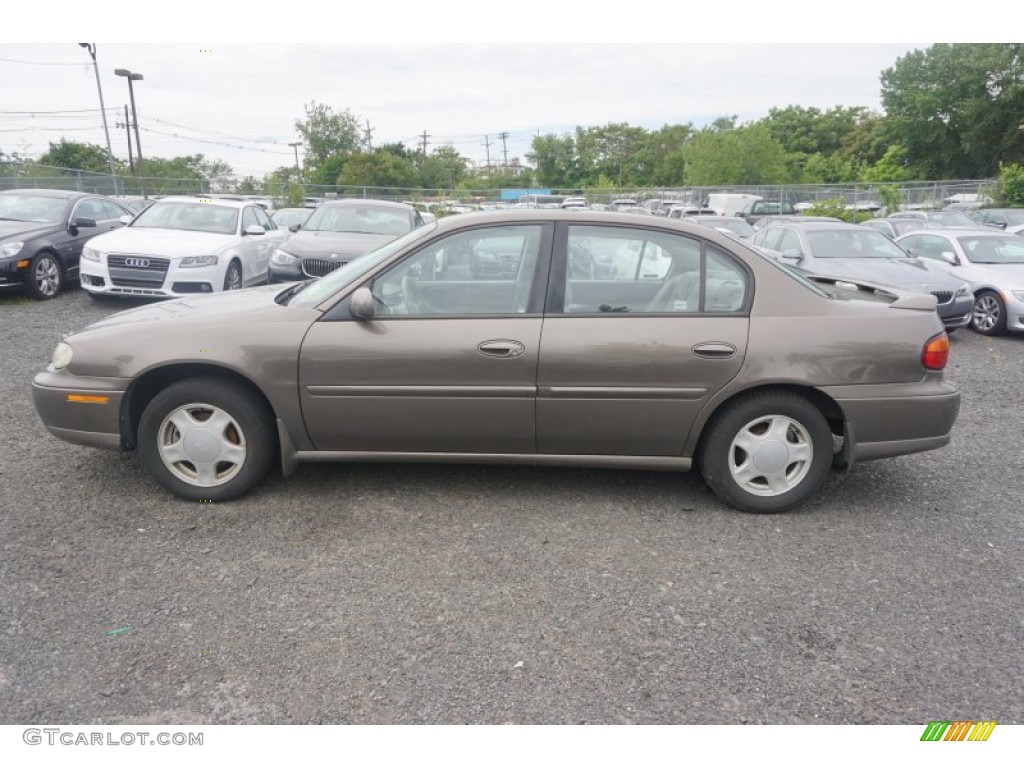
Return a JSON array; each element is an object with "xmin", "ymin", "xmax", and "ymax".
[{"xmin": 920, "ymin": 721, "xmax": 996, "ymax": 741}]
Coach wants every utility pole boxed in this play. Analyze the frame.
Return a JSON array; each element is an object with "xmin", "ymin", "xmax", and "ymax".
[
  {"xmin": 78, "ymin": 44, "xmax": 119, "ymax": 195},
  {"xmin": 420, "ymin": 130, "xmax": 430, "ymax": 156},
  {"xmin": 114, "ymin": 68, "xmax": 146, "ymax": 198},
  {"xmin": 364, "ymin": 120, "xmax": 374, "ymax": 151},
  {"xmin": 498, "ymin": 131, "xmax": 510, "ymax": 171},
  {"xmin": 288, "ymin": 142, "xmax": 302, "ymax": 179},
  {"xmin": 482, "ymin": 135, "xmax": 492, "ymax": 172},
  {"xmin": 116, "ymin": 105, "xmax": 134, "ymax": 172}
]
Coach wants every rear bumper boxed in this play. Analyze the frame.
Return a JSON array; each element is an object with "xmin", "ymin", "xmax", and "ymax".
[{"xmin": 822, "ymin": 379, "xmax": 960, "ymax": 463}]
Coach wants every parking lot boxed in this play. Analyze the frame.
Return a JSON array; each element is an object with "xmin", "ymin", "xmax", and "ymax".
[{"xmin": 1, "ymin": 284, "xmax": 1022, "ymax": 725}]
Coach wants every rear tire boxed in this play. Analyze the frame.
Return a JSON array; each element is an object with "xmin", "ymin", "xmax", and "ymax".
[
  {"xmin": 698, "ymin": 391, "xmax": 832, "ymax": 514},
  {"xmin": 137, "ymin": 378, "xmax": 274, "ymax": 502}
]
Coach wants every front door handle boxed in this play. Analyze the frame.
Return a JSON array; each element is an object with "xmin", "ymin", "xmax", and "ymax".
[
  {"xmin": 477, "ymin": 339, "xmax": 525, "ymax": 358},
  {"xmin": 692, "ymin": 342, "xmax": 737, "ymax": 359}
]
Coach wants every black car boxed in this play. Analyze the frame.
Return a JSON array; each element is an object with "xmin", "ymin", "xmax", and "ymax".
[
  {"xmin": 0, "ymin": 189, "xmax": 132, "ymax": 299},
  {"xmin": 268, "ymin": 200, "xmax": 423, "ymax": 282},
  {"xmin": 737, "ymin": 199, "xmax": 797, "ymax": 227}
]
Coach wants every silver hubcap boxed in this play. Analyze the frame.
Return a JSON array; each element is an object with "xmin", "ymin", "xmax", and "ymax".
[
  {"xmin": 226, "ymin": 265, "xmax": 241, "ymax": 290},
  {"xmin": 157, "ymin": 403, "xmax": 246, "ymax": 487},
  {"xmin": 973, "ymin": 295, "xmax": 1000, "ymax": 331},
  {"xmin": 728, "ymin": 414, "xmax": 813, "ymax": 497},
  {"xmin": 35, "ymin": 257, "xmax": 60, "ymax": 296}
]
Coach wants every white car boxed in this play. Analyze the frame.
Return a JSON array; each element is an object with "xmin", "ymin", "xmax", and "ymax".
[{"xmin": 79, "ymin": 196, "xmax": 289, "ymax": 299}]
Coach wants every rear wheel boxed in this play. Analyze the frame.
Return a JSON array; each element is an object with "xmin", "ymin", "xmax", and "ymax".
[
  {"xmin": 25, "ymin": 252, "xmax": 63, "ymax": 300},
  {"xmin": 971, "ymin": 291, "xmax": 1006, "ymax": 336},
  {"xmin": 698, "ymin": 391, "xmax": 832, "ymax": 514},
  {"xmin": 137, "ymin": 378, "xmax": 274, "ymax": 501}
]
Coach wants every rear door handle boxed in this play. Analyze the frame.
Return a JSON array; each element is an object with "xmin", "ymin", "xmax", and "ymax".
[
  {"xmin": 477, "ymin": 340, "xmax": 525, "ymax": 358},
  {"xmin": 692, "ymin": 342, "xmax": 737, "ymax": 359}
]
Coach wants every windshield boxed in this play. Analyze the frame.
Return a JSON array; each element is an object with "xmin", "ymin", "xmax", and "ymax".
[
  {"xmin": 288, "ymin": 222, "xmax": 438, "ymax": 308},
  {"xmin": 271, "ymin": 209, "xmax": 311, "ymax": 228},
  {"xmin": 697, "ymin": 219, "xmax": 754, "ymax": 238},
  {"xmin": 807, "ymin": 229, "xmax": 909, "ymax": 259},
  {"xmin": 131, "ymin": 201, "xmax": 238, "ymax": 234},
  {"xmin": 958, "ymin": 236, "xmax": 1024, "ymax": 264},
  {"xmin": 1000, "ymin": 211, "xmax": 1024, "ymax": 226},
  {"xmin": 303, "ymin": 204, "xmax": 413, "ymax": 236},
  {"xmin": 927, "ymin": 211, "xmax": 975, "ymax": 226},
  {"xmin": 0, "ymin": 194, "xmax": 66, "ymax": 223}
]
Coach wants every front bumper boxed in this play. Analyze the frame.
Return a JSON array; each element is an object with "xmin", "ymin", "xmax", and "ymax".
[
  {"xmin": 32, "ymin": 369, "xmax": 128, "ymax": 451},
  {"xmin": 1004, "ymin": 292, "xmax": 1024, "ymax": 332},
  {"xmin": 938, "ymin": 294, "xmax": 974, "ymax": 329},
  {"xmin": 0, "ymin": 257, "xmax": 28, "ymax": 288},
  {"xmin": 80, "ymin": 257, "xmax": 222, "ymax": 299}
]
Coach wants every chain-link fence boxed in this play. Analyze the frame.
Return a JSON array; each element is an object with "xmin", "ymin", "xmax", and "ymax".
[{"xmin": 0, "ymin": 161, "xmax": 1001, "ymax": 211}]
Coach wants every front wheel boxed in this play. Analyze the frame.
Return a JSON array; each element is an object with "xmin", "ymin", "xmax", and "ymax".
[
  {"xmin": 25, "ymin": 252, "xmax": 63, "ymax": 300},
  {"xmin": 223, "ymin": 260, "xmax": 243, "ymax": 291},
  {"xmin": 137, "ymin": 378, "xmax": 274, "ymax": 501},
  {"xmin": 698, "ymin": 391, "xmax": 832, "ymax": 514},
  {"xmin": 971, "ymin": 291, "xmax": 1007, "ymax": 336}
]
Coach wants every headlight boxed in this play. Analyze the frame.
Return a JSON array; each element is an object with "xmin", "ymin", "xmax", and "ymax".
[
  {"xmin": 179, "ymin": 255, "xmax": 218, "ymax": 268},
  {"xmin": 956, "ymin": 284, "xmax": 971, "ymax": 297},
  {"xmin": 271, "ymin": 249, "xmax": 299, "ymax": 266},
  {"xmin": 82, "ymin": 246, "xmax": 101, "ymax": 262},
  {"xmin": 52, "ymin": 342, "xmax": 73, "ymax": 370},
  {"xmin": 1011, "ymin": 290, "xmax": 1024, "ymax": 302},
  {"xmin": 1, "ymin": 241, "xmax": 24, "ymax": 258}
]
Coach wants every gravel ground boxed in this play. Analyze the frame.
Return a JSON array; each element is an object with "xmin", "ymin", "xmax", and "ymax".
[{"xmin": 1, "ymin": 285, "xmax": 1021, "ymax": 724}]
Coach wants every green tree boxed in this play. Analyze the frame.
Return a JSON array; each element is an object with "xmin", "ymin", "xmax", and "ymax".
[
  {"xmin": 637, "ymin": 124, "xmax": 693, "ymax": 187},
  {"xmin": 37, "ymin": 139, "xmax": 116, "ymax": 173},
  {"xmin": 881, "ymin": 44, "xmax": 1024, "ymax": 178},
  {"xmin": 575, "ymin": 123, "xmax": 649, "ymax": 186},
  {"xmin": 338, "ymin": 150, "xmax": 418, "ymax": 192},
  {"xmin": 415, "ymin": 146, "xmax": 468, "ymax": 190},
  {"xmin": 294, "ymin": 101, "xmax": 362, "ymax": 181},
  {"xmin": 860, "ymin": 145, "xmax": 912, "ymax": 182},
  {"xmin": 998, "ymin": 162, "xmax": 1024, "ymax": 206},
  {"xmin": 683, "ymin": 124, "xmax": 790, "ymax": 185},
  {"xmin": 527, "ymin": 133, "xmax": 580, "ymax": 188}
]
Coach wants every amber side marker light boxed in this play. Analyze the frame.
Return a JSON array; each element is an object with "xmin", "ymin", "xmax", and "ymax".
[
  {"xmin": 66, "ymin": 394, "xmax": 110, "ymax": 404},
  {"xmin": 16, "ymin": 260, "xmax": 30, "ymax": 268},
  {"xmin": 922, "ymin": 332, "xmax": 950, "ymax": 370}
]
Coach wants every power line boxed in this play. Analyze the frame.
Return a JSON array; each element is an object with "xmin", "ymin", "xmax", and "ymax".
[
  {"xmin": 138, "ymin": 126, "xmax": 293, "ymax": 155},
  {"xmin": 0, "ymin": 108, "xmax": 115, "ymax": 115},
  {"xmin": 142, "ymin": 115, "xmax": 294, "ymax": 148},
  {"xmin": 0, "ymin": 56, "xmax": 88, "ymax": 67}
]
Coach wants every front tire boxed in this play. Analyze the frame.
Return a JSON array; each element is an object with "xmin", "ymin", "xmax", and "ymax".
[
  {"xmin": 223, "ymin": 260, "xmax": 243, "ymax": 291},
  {"xmin": 971, "ymin": 291, "xmax": 1007, "ymax": 336},
  {"xmin": 137, "ymin": 378, "xmax": 274, "ymax": 502},
  {"xmin": 25, "ymin": 252, "xmax": 63, "ymax": 300},
  {"xmin": 698, "ymin": 391, "xmax": 832, "ymax": 514}
]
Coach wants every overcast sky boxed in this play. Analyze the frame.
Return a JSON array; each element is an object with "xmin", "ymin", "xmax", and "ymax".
[{"xmin": 0, "ymin": 10, "xmax": 983, "ymax": 178}]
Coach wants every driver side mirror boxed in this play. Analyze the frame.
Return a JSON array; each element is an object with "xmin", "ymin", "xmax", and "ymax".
[
  {"xmin": 243, "ymin": 224, "xmax": 266, "ymax": 236},
  {"xmin": 119, "ymin": 215, "xmax": 132, "ymax": 225},
  {"xmin": 71, "ymin": 217, "xmax": 96, "ymax": 230},
  {"xmin": 941, "ymin": 251, "xmax": 958, "ymax": 265},
  {"xmin": 780, "ymin": 248, "xmax": 803, "ymax": 262},
  {"xmin": 289, "ymin": 223, "xmax": 301, "ymax": 233},
  {"xmin": 350, "ymin": 287, "xmax": 375, "ymax": 320}
]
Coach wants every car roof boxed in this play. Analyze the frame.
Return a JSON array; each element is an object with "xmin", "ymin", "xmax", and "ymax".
[
  {"xmin": 896, "ymin": 228, "xmax": 1016, "ymax": 238},
  {"xmin": 158, "ymin": 195, "xmax": 251, "ymax": 209},
  {"xmin": 761, "ymin": 219, "xmax": 860, "ymax": 230},
  {"xmin": 0, "ymin": 188, "xmax": 91, "ymax": 200},
  {"xmin": 316, "ymin": 199, "xmax": 415, "ymax": 211}
]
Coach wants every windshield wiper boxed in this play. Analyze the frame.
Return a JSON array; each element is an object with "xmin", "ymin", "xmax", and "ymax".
[{"xmin": 275, "ymin": 278, "xmax": 317, "ymax": 306}]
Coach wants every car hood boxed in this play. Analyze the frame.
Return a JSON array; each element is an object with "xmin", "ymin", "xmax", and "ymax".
[
  {"xmin": 86, "ymin": 226, "xmax": 235, "ymax": 256},
  {"xmin": 962, "ymin": 262, "xmax": 1024, "ymax": 290},
  {"xmin": 283, "ymin": 230, "xmax": 394, "ymax": 259},
  {"xmin": 0, "ymin": 220, "xmax": 58, "ymax": 241},
  {"xmin": 81, "ymin": 284, "xmax": 290, "ymax": 333},
  {"xmin": 808, "ymin": 257, "xmax": 960, "ymax": 290}
]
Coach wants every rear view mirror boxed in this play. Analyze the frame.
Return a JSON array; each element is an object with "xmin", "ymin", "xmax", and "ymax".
[
  {"xmin": 781, "ymin": 249, "xmax": 803, "ymax": 262},
  {"xmin": 119, "ymin": 215, "xmax": 132, "ymax": 225},
  {"xmin": 941, "ymin": 251, "xmax": 958, "ymax": 265},
  {"xmin": 72, "ymin": 217, "xmax": 96, "ymax": 229},
  {"xmin": 243, "ymin": 224, "xmax": 266, "ymax": 236},
  {"xmin": 350, "ymin": 287, "xmax": 375, "ymax": 319}
]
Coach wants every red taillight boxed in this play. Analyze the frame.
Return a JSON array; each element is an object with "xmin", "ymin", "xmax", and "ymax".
[{"xmin": 922, "ymin": 332, "xmax": 950, "ymax": 370}]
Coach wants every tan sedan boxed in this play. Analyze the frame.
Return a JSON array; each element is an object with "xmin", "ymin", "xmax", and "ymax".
[{"xmin": 33, "ymin": 211, "xmax": 959, "ymax": 513}]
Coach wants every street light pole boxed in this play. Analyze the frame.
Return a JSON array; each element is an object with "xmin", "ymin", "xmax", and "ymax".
[
  {"xmin": 78, "ymin": 43, "xmax": 119, "ymax": 195},
  {"xmin": 288, "ymin": 142, "xmax": 302, "ymax": 180},
  {"xmin": 114, "ymin": 68, "xmax": 145, "ymax": 198}
]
